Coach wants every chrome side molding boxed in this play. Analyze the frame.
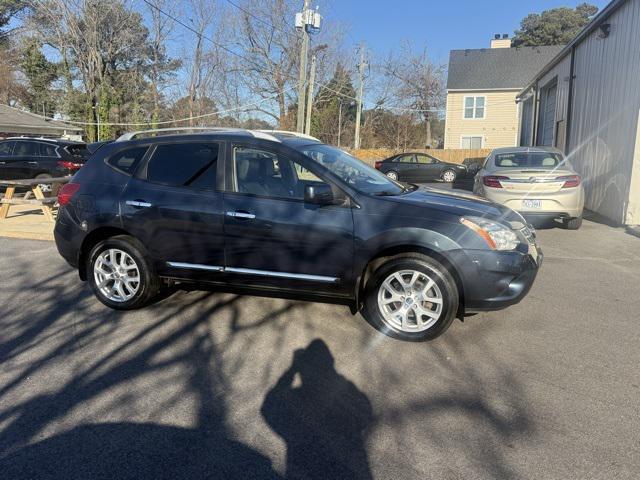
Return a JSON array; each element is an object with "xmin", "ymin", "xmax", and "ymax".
[{"xmin": 166, "ymin": 262, "xmax": 339, "ymax": 283}]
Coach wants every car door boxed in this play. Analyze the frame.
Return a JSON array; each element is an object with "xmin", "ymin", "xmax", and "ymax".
[
  {"xmin": 120, "ymin": 140, "xmax": 226, "ymax": 280},
  {"xmin": 10, "ymin": 140, "xmax": 40, "ymax": 179},
  {"xmin": 414, "ymin": 154, "xmax": 442, "ymax": 181},
  {"xmin": 222, "ymin": 141, "xmax": 354, "ymax": 293},
  {"xmin": 394, "ymin": 154, "xmax": 418, "ymax": 181},
  {"xmin": 0, "ymin": 141, "xmax": 16, "ymax": 179}
]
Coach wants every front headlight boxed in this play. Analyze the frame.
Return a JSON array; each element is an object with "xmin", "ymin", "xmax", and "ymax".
[{"xmin": 460, "ymin": 216, "xmax": 519, "ymax": 250}]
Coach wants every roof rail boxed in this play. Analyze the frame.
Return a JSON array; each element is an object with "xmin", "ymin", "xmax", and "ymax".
[
  {"xmin": 115, "ymin": 126, "xmax": 281, "ymax": 143},
  {"xmin": 258, "ymin": 130, "xmax": 320, "ymax": 141}
]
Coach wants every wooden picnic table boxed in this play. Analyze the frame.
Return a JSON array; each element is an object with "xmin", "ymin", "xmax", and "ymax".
[{"xmin": 0, "ymin": 176, "xmax": 71, "ymax": 222}]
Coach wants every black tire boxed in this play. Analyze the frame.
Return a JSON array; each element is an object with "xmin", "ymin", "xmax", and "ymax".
[
  {"xmin": 563, "ymin": 216, "xmax": 582, "ymax": 230},
  {"xmin": 87, "ymin": 235, "xmax": 160, "ymax": 310},
  {"xmin": 441, "ymin": 169, "xmax": 457, "ymax": 183},
  {"xmin": 362, "ymin": 254, "xmax": 459, "ymax": 341}
]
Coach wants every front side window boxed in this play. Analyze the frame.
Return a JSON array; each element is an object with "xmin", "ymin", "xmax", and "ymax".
[
  {"xmin": 13, "ymin": 141, "xmax": 39, "ymax": 156},
  {"xmin": 464, "ymin": 96, "xmax": 485, "ymax": 119},
  {"xmin": 299, "ymin": 144, "xmax": 407, "ymax": 196},
  {"xmin": 232, "ymin": 146, "xmax": 325, "ymax": 200},
  {"xmin": 147, "ymin": 143, "xmax": 219, "ymax": 189},
  {"xmin": 0, "ymin": 141, "xmax": 15, "ymax": 156},
  {"xmin": 107, "ymin": 146, "xmax": 149, "ymax": 174},
  {"xmin": 461, "ymin": 136, "xmax": 483, "ymax": 149}
]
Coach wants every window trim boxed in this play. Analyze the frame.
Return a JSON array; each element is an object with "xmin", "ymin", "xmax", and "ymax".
[
  {"xmin": 460, "ymin": 135, "xmax": 485, "ymax": 149},
  {"xmin": 462, "ymin": 95, "xmax": 486, "ymax": 120}
]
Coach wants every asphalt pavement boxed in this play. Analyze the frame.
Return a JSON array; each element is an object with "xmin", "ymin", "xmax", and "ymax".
[{"xmin": 0, "ymin": 217, "xmax": 639, "ymax": 479}]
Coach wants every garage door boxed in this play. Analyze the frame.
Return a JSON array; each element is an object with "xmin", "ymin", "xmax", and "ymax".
[{"xmin": 537, "ymin": 82, "xmax": 557, "ymax": 146}]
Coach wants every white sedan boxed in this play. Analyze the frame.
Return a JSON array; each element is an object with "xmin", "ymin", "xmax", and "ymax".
[{"xmin": 473, "ymin": 147, "xmax": 585, "ymax": 229}]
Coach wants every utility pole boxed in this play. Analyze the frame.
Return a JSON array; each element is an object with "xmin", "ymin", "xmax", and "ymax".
[
  {"xmin": 296, "ymin": 0, "xmax": 311, "ymax": 133},
  {"xmin": 337, "ymin": 99, "xmax": 343, "ymax": 147},
  {"xmin": 304, "ymin": 54, "xmax": 316, "ymax": 136},
  {"xmin": 354, "ymin": 44, "xmax": 367, "ymax": 149}
]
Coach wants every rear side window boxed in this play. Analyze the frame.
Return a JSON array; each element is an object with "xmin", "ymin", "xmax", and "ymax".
[
  {"xmin": 39, "ymin": 143, "xmax": 59, "ymax": 157},
  {"xmin": 13, "ymin": 141, "xmax": 39, "ymax": 156},
  {"xmin": 0, "ymin": 141, "xmax": 15, "ymax": 156},
  {"xmin": 146, "ymin": 143, "xmax": 219, "ymax": 189},
  {"xmin": 108, "ymin": 147, "xmax": 148, "ymax": 174}
]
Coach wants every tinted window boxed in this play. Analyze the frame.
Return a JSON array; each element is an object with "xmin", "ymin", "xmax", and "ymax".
[
  {"xmin": 147, "ymin": 143, "xmax": 218, "ymax": 189},
  {"xmin": 65, "ymin": 145, "xmax": 89, "ymax": 159},
  {"xmin": 0, "ymin": 141, "xmax": 15, "ymax": 156},
  {"xmin": 13, "ymin": 141, "xmax": 39, "ymax": 156},
  {"xmin": 39, "ymin": 143, "xmax": 59, "ymax": 157},
  {"xmin": 397, "ymin": 155, "xmax": 416, "ymax": 163},
  {"xmin": 108, "ymin": 147, "xmax": 149, "ymax": 174}
]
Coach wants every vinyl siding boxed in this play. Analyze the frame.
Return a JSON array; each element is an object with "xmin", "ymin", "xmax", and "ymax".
[{"xmin": 444, "ymin": 90, "xmax": 519, "ymax": 149}]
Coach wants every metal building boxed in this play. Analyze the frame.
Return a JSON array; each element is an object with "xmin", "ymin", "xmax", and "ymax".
[{"xmin": 517, "ymin": 0, "xmax": 640, "ymax": 226}]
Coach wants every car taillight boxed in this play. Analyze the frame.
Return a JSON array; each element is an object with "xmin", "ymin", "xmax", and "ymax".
[
  {"xmin": 58, "ymin": 182, "xmax": 81, "ymax": 206},
  {"xmin": 58, "ymin": 160, "xmax": 82, "ymax": 170},
  {"xmin": 482, "ymin": 175, "xmax": 510, "ymax": 188},
  {"xmin": 558, "ymin": 175, "xmax": 581, "ymax": 188},
  {"xmin": 374, "ymin": 161, "xmax": 382, "ymax": 169}
]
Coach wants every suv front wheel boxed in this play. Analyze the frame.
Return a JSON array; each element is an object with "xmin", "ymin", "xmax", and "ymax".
[
  {"xmin": 362, "ymin": 254, "xmax": 459, "ymax": 341},
  {"xmin": 87, "ymin": 235, "xmax": 160, "ymax": 310}
]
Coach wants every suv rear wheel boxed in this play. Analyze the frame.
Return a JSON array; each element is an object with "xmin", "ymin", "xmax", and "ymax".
[
  {"xmin": 87, "ymin": 235, "xmax": 160, "ymax": 310},
  {"xmin": 362, "ymin": 254, "xmax": 458, "ymax": 341}
]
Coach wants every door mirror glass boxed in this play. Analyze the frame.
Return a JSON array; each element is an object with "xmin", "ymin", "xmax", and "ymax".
[{"xmin": 304, "ymin": 183, "xmax": 335, "ymax": 205}]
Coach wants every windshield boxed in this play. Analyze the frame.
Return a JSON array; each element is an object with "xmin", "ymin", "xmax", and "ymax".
[
  {"xmin": 494, "ymin": 152, "xmax": 565, "ymax": 169},
  {"xmin": 298, "ymin": 143, "xmax": 407, "ymax": 195}
]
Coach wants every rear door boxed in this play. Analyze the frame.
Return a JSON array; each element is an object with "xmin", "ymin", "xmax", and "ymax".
[
  {"xmin": 395, "ymin": 154, "xmax": 418, "ymax": 180},
  {"xmin": 222, "ymin": 141, "xmax": 354, "ymax": 293},
  {"xmin": 11, "ymin": 140, "xmax": 40, "ymax": 178},
  {"xmin": 120, "ymin": 140, "xmax": 226, "ymax": 280}
]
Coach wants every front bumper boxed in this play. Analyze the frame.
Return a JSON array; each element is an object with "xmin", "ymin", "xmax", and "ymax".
[{"xmin": 448, "ymin": 247, "xmax": 542, "ymax": 312}]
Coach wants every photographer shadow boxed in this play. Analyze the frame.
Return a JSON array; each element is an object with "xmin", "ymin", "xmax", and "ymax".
[{"xmin": 261, "ymin": 339, "xmax": 374, "ymax": 480}]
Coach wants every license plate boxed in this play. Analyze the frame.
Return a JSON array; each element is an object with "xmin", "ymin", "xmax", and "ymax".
[{"xmin": 522, "ymin": 199, "xmax": 541, "ymax": 209}]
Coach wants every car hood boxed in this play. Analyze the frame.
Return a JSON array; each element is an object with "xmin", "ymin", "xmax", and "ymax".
[{"xmin": 385, "ymin": 186, "xmax": 524, "ymax": 223}]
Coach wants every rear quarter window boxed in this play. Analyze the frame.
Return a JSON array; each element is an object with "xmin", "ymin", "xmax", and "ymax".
[{"xmin": 107, "ymin": 147, "xmax": 149, "ymax": 174}]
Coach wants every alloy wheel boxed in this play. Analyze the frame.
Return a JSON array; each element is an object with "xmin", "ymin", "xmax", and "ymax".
[
  {"xmin": 93, "ymin": 248, "xmax": 141, "ymax": 302},
  {"xmin": 377, "ymin": 269, "xmax": 443, "ymax": 332},
  {"xmin": 386, "ymin": 171, "xmax": 398, "ymax": 180}
]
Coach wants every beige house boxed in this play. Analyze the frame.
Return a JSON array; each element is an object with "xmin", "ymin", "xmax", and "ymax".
[{"xmin": 444, "ymin": 36, "xmax": 561, "ymax": 149}]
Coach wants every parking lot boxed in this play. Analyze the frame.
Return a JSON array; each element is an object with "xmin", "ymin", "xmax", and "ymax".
[{"xmin": 0, "ymin": 217, "xmax": 639, "ymax": 479}]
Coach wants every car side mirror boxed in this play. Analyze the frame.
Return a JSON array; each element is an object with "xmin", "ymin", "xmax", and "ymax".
[{"xmin": 304, "ymin": 183, "xmax": 335, "ymax": 205}]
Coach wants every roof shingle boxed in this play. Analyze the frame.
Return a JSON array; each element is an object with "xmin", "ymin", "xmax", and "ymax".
[{"xmin": 447, "ymin": 45, "xmax": 564, "ymax": 90}]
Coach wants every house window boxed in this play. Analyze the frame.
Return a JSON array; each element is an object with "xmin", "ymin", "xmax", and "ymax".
[
  {"xmin": 463, "ymin": 96, "xmax": 485, "ymax": 119},
  {"xmin": 461, "ymin": 136, "xmax": 483, "ymax": 149}
]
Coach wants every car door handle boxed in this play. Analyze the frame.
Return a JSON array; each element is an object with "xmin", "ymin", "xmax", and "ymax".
[
  {"xmin": 0, "ymin": 161, "xmax": 5, "ymax": 164},
  {"xmin": 126, "ymin": 200, "xmax": 152, "ymax": 208},
  {"xmin": 28, "ymin": 161, "xmax": 38, "ymax": 164},
  {"xmin": 226, "ymin": 210, "xmax": 255, "ymax": 219}
]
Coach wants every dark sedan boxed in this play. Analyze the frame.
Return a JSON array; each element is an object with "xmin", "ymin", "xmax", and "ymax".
[{"xmin": 374, "ymin": 152, "xmax": 468, "ymax": 183}]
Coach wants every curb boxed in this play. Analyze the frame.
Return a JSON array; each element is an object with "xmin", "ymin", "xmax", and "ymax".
[{"xmin": 626, "ymin": 225, "xmax": 640, "ymax": 239}]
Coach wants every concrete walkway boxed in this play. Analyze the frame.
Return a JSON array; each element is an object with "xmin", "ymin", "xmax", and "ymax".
[{"xmin": 0, "ymin": 204, "xmax": 55, "ymax": 241}]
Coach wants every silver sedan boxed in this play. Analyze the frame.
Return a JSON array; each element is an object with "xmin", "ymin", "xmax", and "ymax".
[{"xmin": 473, "ymin": 147, "xmax": 585, "ymax": 229}]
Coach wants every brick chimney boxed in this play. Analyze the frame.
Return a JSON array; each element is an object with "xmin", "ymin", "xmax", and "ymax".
[{"xmin": 490, "ymin": 33, "xmax": 512, "ymax": 49}]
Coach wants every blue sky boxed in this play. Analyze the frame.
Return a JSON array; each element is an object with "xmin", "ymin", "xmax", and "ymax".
[{"xmin": 323, "ymin": 0, "xmax": 610, "ymax": 63}]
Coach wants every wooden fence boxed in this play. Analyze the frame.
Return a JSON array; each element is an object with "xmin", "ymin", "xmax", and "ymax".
[{"xmin": 351, "ymin": 148, "xmax": 491, "ymax": 167}]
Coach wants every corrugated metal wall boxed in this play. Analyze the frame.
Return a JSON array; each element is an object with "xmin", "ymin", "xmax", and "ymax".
[{"xmin": 568, "ymin": 0, "xmax": 640, "ymax": 223}]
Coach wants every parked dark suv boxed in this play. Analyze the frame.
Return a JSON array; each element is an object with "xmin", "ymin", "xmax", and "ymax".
[
  {"xmin": 54, "ymin": 129, "xmax": 542, "ymax": 341},
  {"xmin": 0, "ymin": 137, "xmax": 88, "ymax": 192}
]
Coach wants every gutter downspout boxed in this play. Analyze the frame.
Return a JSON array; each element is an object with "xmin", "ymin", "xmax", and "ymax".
[
  {"xmin": 565, "ymin": 46, "xmax": 576, "ymax": 154},
  {"xmin": 532, "ymin": 83, "xmax": 540, "ymax": 146}
]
